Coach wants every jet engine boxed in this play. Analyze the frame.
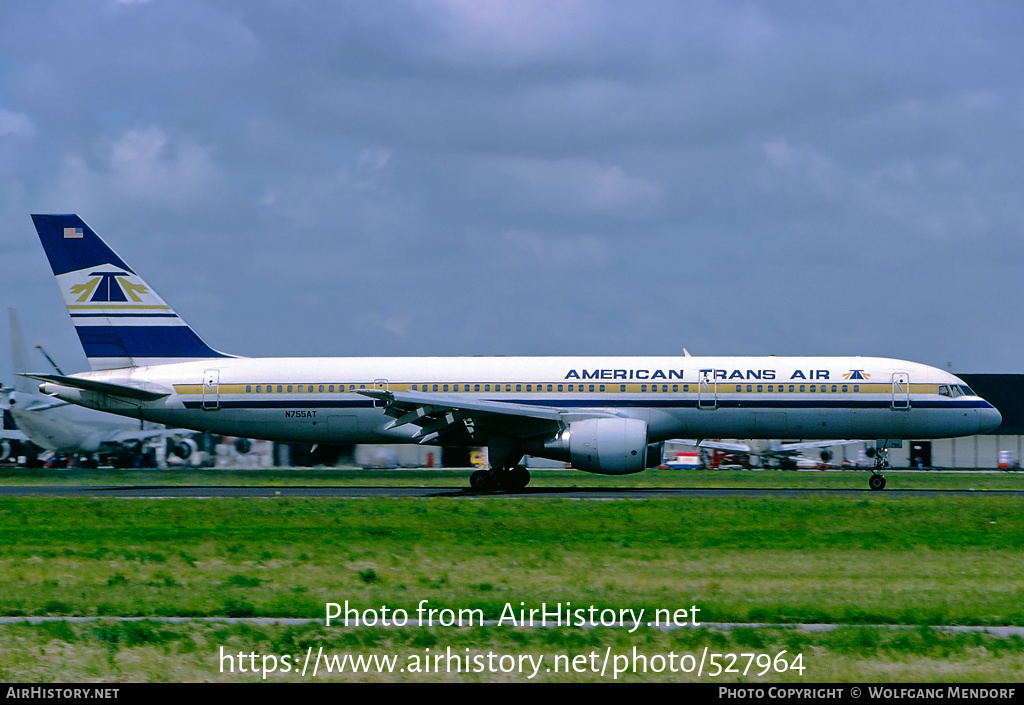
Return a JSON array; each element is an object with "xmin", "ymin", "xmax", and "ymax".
[
  {"xmin": 820, "ymin": 449, "xmax": 833, "ymax": 463},
  {"xmin": 532, "ymin": 417, "xmax": 657, "ymax": 475},
  {"xmin": 170, "ymin": 438, "xmax": 198, "ymax": 460}
]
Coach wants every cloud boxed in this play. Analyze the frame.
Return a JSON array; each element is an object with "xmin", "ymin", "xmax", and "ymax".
[
  {"xmin": 48, "ymin": 126, "xmax": 220, "ymax": 210},
  {"xmin": 0, "ymin": 108, "xmax": 35, "ymax": 139},
  {"xmin": 469, "ymin": 157, "xmax": 663, "ymax": 220}
]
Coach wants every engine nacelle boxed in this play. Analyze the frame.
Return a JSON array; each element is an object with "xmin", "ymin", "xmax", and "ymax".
[
  {"xmin": 820, "ymin": 449, "xmax": 833, "ymax": 463},
  {"xmin": 171, "ymin": 438, "xmax": 198, "ymax": 460},
  {"xmin": 568, "ymin": 418, "xmax": 651, "ymax": 475}
]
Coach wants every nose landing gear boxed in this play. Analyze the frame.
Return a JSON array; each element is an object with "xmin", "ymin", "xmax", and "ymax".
[{"xmin": 865, "ymin": 444, "xmax": 890, "ymax": 490}]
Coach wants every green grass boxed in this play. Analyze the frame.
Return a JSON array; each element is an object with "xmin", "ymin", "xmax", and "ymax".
[
  {"xmin": 2, "ymin": 466, "xmax": 1024, "ymax": 490},
  {"xmin": 1, "ymin": 493, "xmax": 1023, "ymax": 681}
]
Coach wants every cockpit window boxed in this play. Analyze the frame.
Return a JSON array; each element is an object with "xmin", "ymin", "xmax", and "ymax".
[
  {"xmin": 957, "ymin": 385, "xmax": 976, "ymax": 397},
  {"xmin": 938, "ymin": 385, "xmax": 951, "ymax": 398}
]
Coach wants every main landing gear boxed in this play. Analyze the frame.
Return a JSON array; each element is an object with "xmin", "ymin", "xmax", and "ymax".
[{"xmin": 469, "ymin": 465, "xmax": 531, "ymax": 492}]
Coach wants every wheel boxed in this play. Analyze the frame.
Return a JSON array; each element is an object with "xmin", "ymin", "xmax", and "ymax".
[
  {"xmin": 868, "ymin": 474, "xmax": 886, "ymax": 491},
  {"xmin": 507, "ymin": 465, "xmax": 531, "ymax": 490},
  {"xmin": 470, "ymin": 469, "xmax": 496, "ymax": 491}
]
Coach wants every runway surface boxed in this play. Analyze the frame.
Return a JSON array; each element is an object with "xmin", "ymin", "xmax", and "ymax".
[{"xmin": 2, "ymin": 485, "xmax": 1024, "ymax": 498}]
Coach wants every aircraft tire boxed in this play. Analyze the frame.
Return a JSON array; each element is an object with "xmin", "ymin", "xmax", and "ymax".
[
  {"xmin": 470, "ymin": 469, "xmax": 496, "ymax": 492},
  {"xmin": 508, "ymin": 465, "xmax": 531, "ymax": 490},
  {"xmin": 869, "ymin": 474, "xmax": 886, "ymax": 491}
]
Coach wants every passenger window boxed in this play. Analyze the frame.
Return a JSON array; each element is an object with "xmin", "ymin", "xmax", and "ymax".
[
  {"xmin": 599, "ymin": 384, "xmax": 606, "ymax": 392},
  {"xmin": 767, "ymin": 385, "xmax": 773, "ymax": 392},
  {"xmin": 277, "ymin": 385, "xmax": 284, "ymax": 393},
  {"xmin": 620, "ymin": 385, "xmax": 626, "ymax": 392},
  {"xmin": 672, "ymin": 385, "xmax": 678, "ymax": 392},
  {"xmin": 515, "ymin": 384, "xmax": 522, "ymax": 392},
  {"xmin": 799, "ymin": 385, "xmax": 805, "ymax": 392},
  {"xmin": 684, "ymin": 384, "xmax": 689, "ymax": 392},
  {"xmin": 484, "ymin": 384, "xmax": 490, "ymax": 392},
  {"xmin": 255, "ymin": 385, "xmax": 261, "ymax": 393},
  {"xmin": 831, "ymin": 385, "xmax": 837, "ymax": 393},
  {"xmin": 641, "ymin": 385, "xmax": 647, "ymax": 392},
  {"xmin": 557, "ymin": 384, "xmax": 564, "ymax": 392},
  {"xmin": 505, "ymin": 384, "xmax": 511, "ymax": 392},
  {"xmin": 735, "ymin": 385, "xmax": 742, "ymax": 392},
  {"xmin": 757, "ymin": 385, "xmax": 763, "ymax": 392},
  {"xmin": 841, "ymin": 385, "xmax": 847, "ymax": 393},
  {"xmin": 746, "ymin": 385, "xmax": 752, "ymax": 392},
  {"xmin": 526, "ymin": 384, "xmax": 531, "ymax": 392},
  {"xmin": 662, "ymin": 385, "xmax": 668, "ymax": 392},
  {"xmin": 433, "ymin": 384, "xmax": 438, "ymax": 392},
  {"xmin": 588, "ymin": 384, "xmax": 595, "ymax": 392},
  {"xmin": 474, "ymin": 384, "xmax": 480, "ymax": 392},
  {"xmin": 245, "ymin": 385, "xmax": 251, "ymax": 393},
  {"xmin": 853, "ymin": 385, "xmax": 860, "ymax": 392},
  {"xmin": 443, "ymin": 384, "xmax": 449, "ymax": 392},
  {"xmin": 547, "ymin": 384, "xmax": 553, "ymax": 392},
  {"xmin": 329, "ymin": 385, "xmax": 335, "ymax": 392}
]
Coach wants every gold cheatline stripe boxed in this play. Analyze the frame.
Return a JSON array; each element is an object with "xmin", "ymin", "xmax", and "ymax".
[
  {"xmin": 172, "ymin": 382, "xmax": 934, "ymax": 396},
  {"xmin": 67, "ymin": 304, "xmax": 172, "ymax": 310}
]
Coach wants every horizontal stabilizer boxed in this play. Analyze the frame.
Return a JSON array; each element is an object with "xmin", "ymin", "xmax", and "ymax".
[{"xmin": 24, "ymin": 373, "xmax": 172, "ymax": 401}]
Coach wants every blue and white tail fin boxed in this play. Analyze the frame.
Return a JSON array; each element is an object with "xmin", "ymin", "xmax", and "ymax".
[{"xmin": 31, "ymin": 214, "xmax": 230, "ymax": 371}]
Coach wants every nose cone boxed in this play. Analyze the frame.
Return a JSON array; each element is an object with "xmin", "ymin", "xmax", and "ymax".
[{"xmin": 978, "ymin": 404, "xmax": 1002, "ymax": 433}]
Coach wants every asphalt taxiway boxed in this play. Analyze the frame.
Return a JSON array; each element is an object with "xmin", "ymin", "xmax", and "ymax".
[{"xmin": 2, "ymin": 485, "xmax": 1023, "ymax": 499}]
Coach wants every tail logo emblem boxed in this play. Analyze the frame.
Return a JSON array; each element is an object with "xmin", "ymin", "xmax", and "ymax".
[
  {"xmin": 843, "ymin": 370, "xmax": 870, "ymax": 380},
  {"xmin": 69, "ymin": 270, "xmax": 150, "ymax": 303}
]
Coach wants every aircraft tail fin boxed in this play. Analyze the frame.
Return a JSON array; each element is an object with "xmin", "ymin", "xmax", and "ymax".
[
  {"xmin": 30, "ymin": 214, "xmax": 230, "ymax": 370},
  {"xmin": 9, "ymin": 309, "xmax": 38, "ymax": 395}
]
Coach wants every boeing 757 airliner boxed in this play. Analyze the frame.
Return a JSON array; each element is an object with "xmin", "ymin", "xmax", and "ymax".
[{"xmin": 27, "ymin": 215, "xmax": 1001, "ymax": 490}]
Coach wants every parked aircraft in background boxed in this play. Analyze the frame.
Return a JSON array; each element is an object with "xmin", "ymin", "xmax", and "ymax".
[
  {"xmin": 26, "ymin": 215, "xmax": 1001, "ymax": 490},
  {"xmin": 3, "ymin": 307, "xmax": 180, "ymax": 467},
  {"xmin": 672, "ymin": 438, "xmax": 862, "ymax": 469}
]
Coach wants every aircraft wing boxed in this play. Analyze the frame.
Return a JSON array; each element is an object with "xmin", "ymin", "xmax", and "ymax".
[
  {"xmin": 672, "ymin": 438, "xmax": 860, "ymax": 454},
  {"xmin": 672, "ymin": 439, "xmax": 752, "ymax": 453},
  {"xmin": 773, "ymin": 440, "xmax": 861, "ymax": 452},
  {"xmin": 358, "ymin": 389, "xmax": 566, "ymax": 444},
  {"xmin": 107, "ymin": 427, "xmax": 185, "ymax": 445}
]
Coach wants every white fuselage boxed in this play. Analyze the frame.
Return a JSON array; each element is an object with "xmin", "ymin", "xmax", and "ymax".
[
  {"xmin": 39, "ymin": 355, "xmax": 1001, "ymax": 449},
  {"xmin": 6, "ymin": 391, "xmax": 145, "ymax": 453}
]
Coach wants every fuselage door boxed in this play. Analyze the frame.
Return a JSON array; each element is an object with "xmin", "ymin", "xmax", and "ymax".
[
  {"xmin": 202, "ymin": 369, "xmax": 220, "ymax": 411},
  {"xmin": 372, "ymin": 378, "xmax": 389, "ymax": 408},
  {"xmin": 698, "ymin": 370, "xmax": 718, "ymax": 410},
  {"xmin": 891, "ymin": 372, "xmax": 910, "ymax": 410}
]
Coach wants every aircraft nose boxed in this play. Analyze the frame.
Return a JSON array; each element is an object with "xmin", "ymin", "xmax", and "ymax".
[{"xmin": 977, "ymin": 404, "xmax": 1002, "ymax": 433}]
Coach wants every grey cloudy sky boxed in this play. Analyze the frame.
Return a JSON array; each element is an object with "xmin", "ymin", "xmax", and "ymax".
[{"xmin": 1, "ymin": 1, "xmax": 1022, "ymax": 374}]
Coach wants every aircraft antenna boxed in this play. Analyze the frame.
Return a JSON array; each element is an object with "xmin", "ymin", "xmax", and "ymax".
[{"xmin": 35, "ymin": 345, "xmax": 66, "ymax": 375}]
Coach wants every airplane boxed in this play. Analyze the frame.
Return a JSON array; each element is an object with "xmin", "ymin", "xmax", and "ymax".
[
  {"xmin": 671, "ymin": 438, "xmax": 863, "ymax": 469},
  {"xmin": 2, "ymin": 307, "xmax": 185, "ymax": 468},
  {"xmin": 25, "ymin": 214, "xmax": 1002, "ymax": 490}
]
